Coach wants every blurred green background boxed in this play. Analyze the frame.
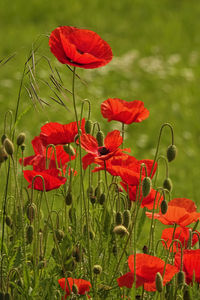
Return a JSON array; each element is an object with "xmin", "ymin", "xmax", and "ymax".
[{"xmin": 1, "ymin": 0, "xmax": 200, "ymax": 203}]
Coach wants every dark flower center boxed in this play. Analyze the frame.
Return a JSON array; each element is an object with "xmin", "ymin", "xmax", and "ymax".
[{"xmin": 98, "ymin": 146, "xmax": 110, "ymax": 156}]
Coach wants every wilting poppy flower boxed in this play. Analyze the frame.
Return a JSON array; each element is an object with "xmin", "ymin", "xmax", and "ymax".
[
  {"xmin": 120, "ymin": 183, "xmax": 162, "ymax": 210},
  {"xmin": 20, "ymin": 136, "xmax": 75, "ymax": 172},
  {"xmin": 101, "ymin": 98, "xmax": 149, "ymax": 124},
  {"xmin": 161, "ymin": 226, "xmax": 199, "ymax": 253},
  {"xmin": 80, "ymin": 130, "xmax": 126, "ymax": 169},
  {"xmin": 40, "ymin": 119, "xmax": 85, "ymax": 146},
  {"xmin": 23, "ymin": 169, "xmax": 66, "ymax": 191},
  {"xmin": 175, "ymin": 249, "xmax": 200, "ymax": 284},
  {"xmin": 146, "ymin": 198, "xmax": 200, "ymax": 227},
  {"xmin": 117, "ymin": 253, "xmax": 178, "ymax": 291},
  {"xmin": 49, "ymin": 26, "xmax": 113, "ymax": 69},
  {"xmin": 58, "ymin": 277, "xmax": 91, "ymax": 298}
]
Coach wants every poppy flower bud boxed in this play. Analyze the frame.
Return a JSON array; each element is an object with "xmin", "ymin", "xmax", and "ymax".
[
  {"xmin": 163, "ymin": 177, "xmax": 173, "ymax": 192},
  {"xmin": 26, "ymin": 203, "xmax": 37, "ymax": 222},
  {"xmin": 123, "ymin": 209, "xmax": 131, "ymax": 229},
  {"xmin": 93, "ymin": 264, "xmax": 102, "ymax": 275},
  {"xmin": 85, "ymin": 120, "xmax": 92, "ymax": 134},
  {"xmin": 87, "ymin": 186, "xmax": 94, "ymax": 198},
  {"xmin": 95, "ymin": 185, "xmax": 101, "ymax": 198},
  {"xmin": 112, "ymin": 244, "xmax": 117, "ymax": 256},
  {"xmin": 65, "ymin": 190, "xmax": 73, "ymax": 206},
  {"xmin": 142, "ymin": 245, "xmax": 148, "ymax": 254},
  {"xmin": 1, "ymin": 134, "xmax": 7, "ymax": 144},
  {"xmin": 113, "ymin": 225, "xmax": 129, "ymax": 236},
  {"xmin": 161, "ymin": 200, "xmax": 168, "ymax": 214},
  {"xmin": 115, "ymin": 211, "xmax": 123, "ymax": 225},
  {"xmin": 26, "ymin": 225, "xmax": 34, "ymax": 244},
  {"xmin": 4, "ymin": 138, "xmax": 14, "ymax": 156},
  {"xmin": 4, "ymin": 293, "xmax": 10, "ymax": 300},
  {"xmin": 142, "ymin": 177, "xmax": 152, "ymax": 197},
  {"xmin": 55, "ymin": 229, "xmax": 64, "ymax": 242},
  {"xmin": 177, "ymin": 270, "xmax": 185, "ymax": 286},
  {"xmin": 73, "ymin": 246, "xmax": 82, "ymax": 263},
  {"xmin": 90, "ymin": 195, "xmax": 96, "ymax": 205},
  {"xmin": 167, "ymin": 144, "xmax": 177, "ymax": 162},
  {"xmin": 63, "ymin": 144, "xmax": 76, "ymax": 156},
  {"xmin": 183, "ymin": 287, "xmax": 192, "ymax": 300},
  {"xmin": 17, "ymin": 132, "xmax": 26, "ymax": 146},
  {"xmin": 21, "ymin": 144, "xmax": 25, "ymax": 152},
  {"xmin": 96, "ymin": 130, "xmax": 104, "ymax": 147},
  {"xmin": 72, "ymin": 284, "xmax": 79, "ymax": 295},
  {"xmin": 0, "ymin": 146, "xmax": 8, "ymax": 163},
  {"xmin": 155, "ymin": 272, "xmax": 163, "ymax": 293},
  {"xmin": 5, "ymin": 215, "xmax": 12, "ymax": 228},
  {"xmin": 99, "ymin": 193, "xmax": 106, "ymax": 205}
]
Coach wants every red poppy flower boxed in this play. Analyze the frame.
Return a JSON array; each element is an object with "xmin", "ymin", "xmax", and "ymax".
[
  {"xmin": 23, "ymin": 169, "xmax": 66, "ymax": 191},
  {"xmin": 40, "ymin": 119, "xmax": 85, "ymax": 146},
  {"xmin": 20, "ymin": 136, "xmax": 75, "ymax": 171},
  {"xmin": 120, "ymin": 183, "xmax": 162, "ymax": 210},
  {"xmin": 58, "ymin": 277, "xmax": 91, "ymax": 298},
  {"xmin": 49, "ymin": 26, "xmax": 113, "ymax": 69},
  {"xmin": 81, "ymin": 130, "xmax": 125, "ymax": 169},
  {"xmin": 101, "ymin": 98, "xmax": 149, "ymax": 124},
  {"xmin": 146, "ymin": 198, "xmax": 200, "ymax": 227},
  {"xmin": 161, "ymin": 226, "xmax": 199, "ymax": 253},
  {"xmin": 117, "ymin": 254, "xmax": 178, "ymax": 291},
  {"xmin": 175, "ymin": 249, "xmax": 200, "ymax": 284}
]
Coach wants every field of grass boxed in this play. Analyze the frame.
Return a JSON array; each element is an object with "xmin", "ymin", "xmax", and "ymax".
[{"xmin": 1, "ymin": 1, "xmax": 200, "ymax": 298}]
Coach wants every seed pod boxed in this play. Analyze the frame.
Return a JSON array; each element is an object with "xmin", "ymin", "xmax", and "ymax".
[
  {"xmin": 113, "ymin": 225, "xmax": 129, "ymax": 237},
  {"xmin": 155, "ymin": 272, "xmax": 163, "ymax": 293},
  {"xmin": 167, "ymin": 144, "xmax": 177, "ymax": 162},
  {"xmin": 93, "ymin": 264, "xmax": 102, "ymax": 275},
  {"xmin": 123, "ymin": 210, "xmax": 131, "ymax": 229},
  {"xmin": 17, "ymin": 132, "xmax": 26, "ymax": 146},
  {"xmin": 26, "ymin": 225, "xmax": 34, "ymax": 244},
  {"xmin": 0, "ymin": 146, "xmax": 8, "ymax": 163},
  {"xmin": 85, "ymin": 120, "xmax": 92, "ymax": 134},
  {"xmin": 26, "ymin": 203, "xmax": 37, "ymax": 222},
  {"xmin": 163, "ymin": 177, "xmax": 173, "ymax": 192},
  {"xmin": 115, "ymin": 212, "xmax": 123, "ymax": 225},
  {"xmin": 4, "ymin": 138, "xmax": 14, "ymax": 156},
  {"xmin": 55, "ymin": 229, "xmax": 64, "ymax": 242},
  {"xmin": 99, "ymin": 193, "xmax": 106, "ymax": 205},
  {"xmin": 161, "ymin": 200, "xmax": 168, "ymax": 215},
  {"xmin": 72, "ymin": 284, "xmax": 78, "ymax": 295},
  {"xmin": 63, "ymin": 144, "xmax": 76, "ymax": 156},
  {"xmin": 1, "ymin": 134, "xmax": 7, "ymax": 144},
  {"xmin": 177, "ymin": 271, "xmax": 185, "ymax": 286},
  {"xmin": 96, "ymin": 130, "xmax": 104, "ymax": 147},
  {"xmin": 65, "ymin": 190, "xmax": 73, "ymax": 206},
  {"xmin": 142, "ymin": 177, "xmax": 152, "ymax": 197},
  {"xmin": 5, "ymin": 215, "xmax": 12, "ymax": 228}
]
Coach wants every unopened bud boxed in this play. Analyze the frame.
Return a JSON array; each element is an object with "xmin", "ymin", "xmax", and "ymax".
[
  {"xmin": 21, "ymin": 144, "xmax": 25, "ymax": 152},
  {"xmin": 5, "ymin": 215, "xmax": 12, "ymax": 228},
  {"xmin": 113, "ymin": 225, "xmax": 129, "ymax": 236},
  {"xmin": 167, "ymin": 145, "xmax": 177, "ymax": 162},
  {"xmin": 26, "ymin": 225, "xmax": 34, "ymax": 244},
  {"xmin": 115, "ymin": 212, "xmax": 123, "ymax": 225},
  {"xmin": 96, "ymin": 130, "xmax": 104, "ymax": 147},
  {"xmin": 0, "ymin": 146, "xmax": 8, "ymax": 163},
  {"xmin": 85, "ymin": 120, "xmax": 92, "ymax": 134},
  {"xmin": 163, "ymin": 178, "xmax": 173, "ymax": 192},
  {"xmin": 55, "ymin": 229, "xmax": 64, "ymax": 242},
  {"xmin": 65, "ymin": 190, "xmax": 73, "ymax": 206},
  {"xmin": 142, "ymin": 177, "xmax": 152, "ymax": 197},
  {"xmin": 177, "ymin": 271, "xmax": 185, "ymax": 286},
  {"xmin": 155, "ymin": 272, "xmax": 163, "ymax": 293},
  {"xmin": 161, "ymin": 200, "xmax": 168, "ymax": 214},
  {"xmin": 99, "ymin": 193, "xmax": 106, "ymax": 205},
  {"xmin": 72, "ymin": 284, "xmax": 79, "ymax": 295},
  {"xmin": 93, "ymin": 264, "xmax": 102, "ymax": 275},
  {"xmin": 123, "ymin": 209, "xmax": 131, "ymax": 229},
  {"xmin": 63, "ymin": 144, "xmax": 76, "ymax": 156},
  {"xmin": 26, "ymin": 203, "xmax": 37, "ymax": 222},
  {"xmin": 4, "ymin": 138, "xmax": 14, "ymax": 156},
  {"xmin": 1, "ymin": 134, "xmax": 7, "ymax": 144},
  {"xmin": 143, "ymin": 245, "xmax": 148, "ymax": 254},
  {"xmin": 87, "ymin": 186, "xmax": 94, "ymax": 198},
  {"xmin": 90, "ymin": 195, "xmax": 96, "ymax": 205},
  {"xmin": 17, "ymin": 132, "xmax": 26, "ymax": 146}
]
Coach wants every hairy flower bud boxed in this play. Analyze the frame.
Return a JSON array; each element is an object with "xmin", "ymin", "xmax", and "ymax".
[
  {"xmin": 96, "ymin": 130, "xmax": 104, "ymax": 147},
  {"xmin": 85, "ymin": 120, "xmax": 92, "ymax": 134},
  {"xmin": 161, "ymin": 200, "xmax": 168, "ymax": 214},
  {"xmin": 167, "ymin": 144, "xmax": 177, "ymax": 162},
  {"xmin": 1, "ymin": 134, "xmax": 7, "ymax": 144},
  {"xmin": 99, "ymin": 193, "xmax": 106, "ymax": 205},
  {"xmin": 17, "ymin": 132, "xmax": 26, "ymax": 146},
  {"xmin": 177, "ymin": 271, "xmax": 185, "ymax": 286},
  {"xmin": 26, "ymin": 203, "xmax": 37, "ymax": 222},
  {"xmin": 155, "ymin": 272, "xmax": 163, "ymax": 293},
  {"xmin": 93, "ymin": 264, "xmax": 102, "ymax": 275},
  {"xmin": 115, "ymin": 211, "xmax": 123, "ymax": 225},
  {"xmin": 113, "ymin": 225, "xmax": 129, "ymax": 236},
  {"xmin": 5, "ymin": 215, "xmax": 12, "ymax": 228},
  {"xmin": 26, "ymin": 225, "xmax": 34, "ymax": 244},
  {"xmin": 72, "ymin": 284, "xmax": 78, "ymax": 295},
  {"xmin": 65, "ymin": 190, "xmax": 73, "ymax": 206},
  {"xmin": 142, "ymin": 177, "xmax": 152, "ymax": 197},
  {"xmin": 63, "ymin": 144, "xmax": 76, "ymax": 156},
  {"xmin": 163, "ymin": 177, "xmax": 173, "ymax": 192},
  {"xmin": 55, "ymin": 229, "xmax": 64, "ymax": 242},
  {"xmin": 123, "ymin": 209, "xmax": 131, "ymax": 229},
  {"xmin": 4, "ymin": 138, "xmax": 14, "ymax": 156},
  {"xmin": 0, "ymin": 146, "xmax": 8, "ymax": 163}
]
